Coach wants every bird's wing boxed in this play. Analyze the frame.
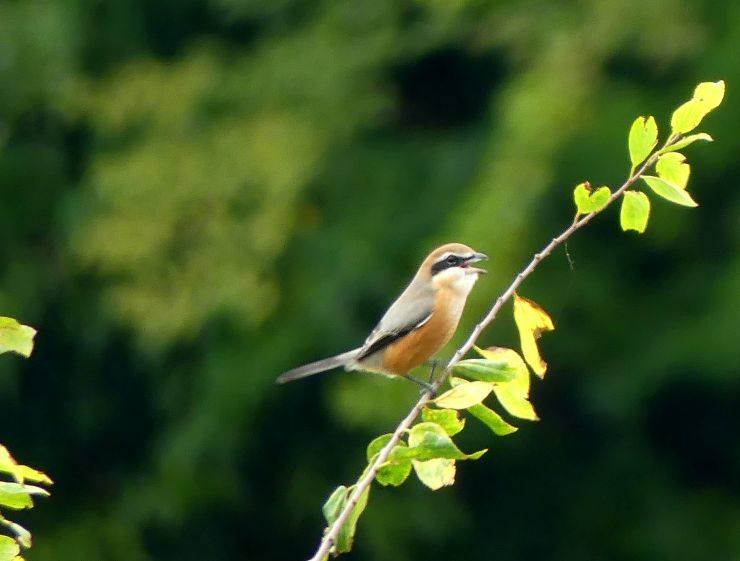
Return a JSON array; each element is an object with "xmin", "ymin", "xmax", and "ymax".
[{"xmin": 356, "ymin": 290, "xmax": 434, "ymax": 361}]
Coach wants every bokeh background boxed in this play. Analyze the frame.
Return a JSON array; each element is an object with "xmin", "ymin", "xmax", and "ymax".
[{"xmin": 1, "ymin": 1, "xmax": 739, "ymax": 560}]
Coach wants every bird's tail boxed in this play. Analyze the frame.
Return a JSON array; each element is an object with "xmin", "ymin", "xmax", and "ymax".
[{"xmin": 276, "ymin": 348, "xmax": 361, "ymax": 384}]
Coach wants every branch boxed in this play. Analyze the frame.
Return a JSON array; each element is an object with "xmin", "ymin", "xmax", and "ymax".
[{"xmin": 308, "ymin": 138, "xmax": 673, "ymax": 561}]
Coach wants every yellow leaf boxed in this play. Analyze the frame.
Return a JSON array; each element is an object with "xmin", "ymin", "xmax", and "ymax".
[
  {"xmin": 493, "ymin": 385, "xmax": 539, "ymax": 421},
  {"xmin": 434, "ymin": 380, "xmax": 493, "ymax": 410},
  {"xmin": 474, "ymin": 347, "xmax": 529, "ymax": 396},
  {"xmin": 473, "ymin": 347, "xmax": 539, "ymax": 420},
  {"xmin": 513, "ymin": 294, "xmax": 555, "ymax": 378}
]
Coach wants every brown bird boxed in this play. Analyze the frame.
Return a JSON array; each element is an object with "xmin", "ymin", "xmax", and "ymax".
[{"xmin": 276, "ymin": 243, "xmax": 487, "ymax": 388}]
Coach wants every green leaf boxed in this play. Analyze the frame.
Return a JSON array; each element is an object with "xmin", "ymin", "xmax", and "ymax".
[
  {"xmin": 671, "ymin": 80, "xmax": 725, "ymax": 134},
  {"xmin": 659, "ymin": 133, "xmax": 712, "ymax": 154},
  {"xmin": 322, "ymin": 485, "xmax": 348, "ymax": 525},
  {"xmin": 366, "ymin": 434, "xmax": 392, "ymax": 462},
  {"xmin": 412, "ymin": 458, "xmax": 456, "ymax": 490},
  {"xmin": 0, "ymin": 516, "xmax": 30, "ymax": 549},
  {"xmin": 573, "ymin": 183, "xmax": 611, "ymax": 215},
  {"xmin": 0, "ymin": 536, "xmax": 19, "ymax": 561},
  {"xmin": 628, "ymin": 116, "xmax": 658, "ymax": 169},
  {"xmin": 422, "ymin": 408, "xmax": 465, "ymax": 436},
  {"xmin": 642, "ymin": 176, "xmax": 698, "ymax": 207},
  {"xmin": 335, "ymin": 484, "xmax": 370, "ymax": 554},
  {"xmin": 466, "ymin": 402, "xmax": 518, "ymax": 436},
  {"xmin": 620, "ymin": 191, "xmax": 650, "ymax": 233},
  {"xmin": 451, "ymin": 359, "xmax": 515, "ymax": 384},
  {"xmin": 0, "ymin": 318, "xmax": 36, "ymax": 358},
  {"xmin": 390, "ymin": 422, "xmax": 486, "ymax": 462},
  {"xmin": 433, "ymin": 380, "xmax": 493, "ymax": 410},
  {"xmin": 0, "ymin": 483, "xmax": 48, "ymax": 510},
  {"xmin": 365, "ymin": 433, "xmax": 412, "ymax": 485},
  {"xmin": 656, "ymin": 153, "xmax": 689, "ymax": 188}
]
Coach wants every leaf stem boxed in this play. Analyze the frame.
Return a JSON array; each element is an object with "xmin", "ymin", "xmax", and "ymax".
[{"xmin": 306, "ymin": 135, "xmax": 678, "ymax": 561}]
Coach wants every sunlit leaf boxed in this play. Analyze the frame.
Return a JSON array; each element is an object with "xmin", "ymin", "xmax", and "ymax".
[
  {"xmin": 473, "ymin": 347, "xmax": 530, "ymax": 394},
  {"xmin": 573, "ymin": 182, "xmax": 611, "ymax": 215},
  {"xmin": 452, "ymin": 359, "xmax": 515, "ymax": 383},
  {"xmin": 659, "ymin": 133, "xmax": 712, "ymax": 154},
  {"xmin": 335, "ymin": 484, "xmax": 370, "ymax": 554},
  {"xmin": 493, "ymin": 385, "xmax": 539, "ymax": 421},
  {"xmin": 390, "ymin": 422, "xmax": 486, "ymax": 462},
  {"xmin": 433, "ymin": 380, "xmax": 493, "ymax": 410},
  {"xmin": 0, "ymin": 318, "xmax": 36, "ymax": 358},
  {"xmin": 422, "ymin": 408, "xmax": 465, "ymax": 436},
  {"xmin": 0, "ymin": 536, "xmax": 19, "ymax": 561},
  {"xmin": 656, "ymin": 153, "xmax": 689, "ymax": 188},
  {"xmin": 451, "ymin": 377, "xmax": 519, "ymax": 435},
  {"xmin": 0, "ymin": 517, "xmax": 30, "ymax": 549},
  {"xmin": 628, "ymin": 116, "xmax": 658, "ymax": 169},
  {"xmin": 642, "ymin": 176, "xmax": 698, "ymax": 207},
  {"xmin": 620, "ymin": 191, "xmax": 650, "ymax": 233},
  {"xmin": 412, "ymin": 458, "xmax": 456, "ymax": 490},
  {"xmin": 0, "ymin": 484, "xmax": 48, "ymax": 511},
  {"xmin": 0, "ymin": 447, "xmax": 52, "ymax": 487},
  {"xmin": 512, "ymin": 294, "xmax": 554, "ymax": 377},
  {"xmin": 671, "ymin": 80, "xmax": 724, "ymax": 134}
]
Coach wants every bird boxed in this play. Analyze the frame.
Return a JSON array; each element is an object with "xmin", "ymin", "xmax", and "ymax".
[{"xmin": 276, "ymin": 243, "xmax": 487, "ymax": 388}]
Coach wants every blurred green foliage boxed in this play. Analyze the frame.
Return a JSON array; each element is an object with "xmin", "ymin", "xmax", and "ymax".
[{"xmin": 0, "ymin": 0, "xmax": 739, "ymax": 560}]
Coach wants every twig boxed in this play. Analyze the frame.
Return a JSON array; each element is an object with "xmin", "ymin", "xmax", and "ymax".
[{"xmin": 307, "ymin": 139, "xmax": 672, "ymax": 561}]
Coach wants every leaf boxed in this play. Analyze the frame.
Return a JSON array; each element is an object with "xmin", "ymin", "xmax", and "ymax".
[
  {"xmin": 659, "ymin": 133, "xmax": 713, "ymax": 154},
  {"xmin": 466, "ymin": 402, "xmax": 518, "ymax": 436},
  {"xmin": 0, "ymin": 447, "xmax": 52, "ymax": 486},
  {"xmin": 412, "ymin": 458, "xmax": 456, "ymax": 490},
  {"xmin": 450, "ymin": 374, "xmax": 529, "ymax": 436},
  {"xmin": 512, "ymin": 294, "xmax": 554, "ymax": 377},
  {"xmin": 322, "ymin": 485, "xmax": 348, "ymax": 525},
  {"xmin": 335, "ymin": 484, "xmax": 370, "ymax": 554},
  {"xmin": 656, "ymin": 153, "xmax": 690, "ymax": 188},
  {"xmin": 642, "ymin": 176, "xmax": 698, "ymax": 207},
  {"xmin": 451, "ymin": 359, "xmax": 516, "ymax": 383},
  {"xmin": 433, "ymin": 380, "xmax": 493, "ymax": 410},
  {"xmin": 366, "ymin": 434, "xmax": 392, "ymax": 462},
  {"xmin": 620, "ymin": 191, "xmax": 650, "ymax": 233},
  {"xmin": 366, "ymin": 434, "xmax": 412, "ymax": 486},
  {"xmin": 493, "ymin": 385, "xmax": 539, "ymax": 420},
  {"xmin": 0, "ymin": 536, "xmax": 19, "ymax": 561},
  {"xmin": 0, "ymin": 318, "xmax": 36, "ymax": 358},
  {"xmin": 390, "ymin": 422, "xmax": 486, "ymax": 462},
  {"xmin": 628, "ymin": 116, "xmax": 658, "ymax": 169},
  {"xmin": 0, "ymin": 483, "xmax": 48, "ymax": 511},
  {"xmin": 0, "ymin": 517, "xmax": 30, "ymax": 549},
  {"xmin": 422, "ymin": 408, "xmax": 465, "ymax": 436},
  {"xmin": 473, "ymin": 347, "xmax": 530, "ymax": 394},
  {"xmin": 573, "ymin": 182, "xmax": 611, "ymax": 215},
  {"xmin": 671, "ymin": 80, "xmax": 725, "ymax": 134}
]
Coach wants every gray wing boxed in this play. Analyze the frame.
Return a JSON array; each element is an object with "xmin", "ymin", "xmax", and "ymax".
[{"xmin": 356, "ymin": 281, "xmax": 434, "ymax": 361}]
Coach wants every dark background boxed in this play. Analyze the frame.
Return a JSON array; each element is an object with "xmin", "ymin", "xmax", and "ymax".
[{"xmin": 1, "ymin": 1, "xmax": 739, "ymax": 560}]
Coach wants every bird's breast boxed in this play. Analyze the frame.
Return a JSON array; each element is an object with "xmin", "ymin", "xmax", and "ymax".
[{"xmin": 381, "ymin": 289, "xmax": 465, "ymax": 375}]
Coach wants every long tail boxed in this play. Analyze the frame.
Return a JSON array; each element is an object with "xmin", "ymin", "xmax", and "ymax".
[{"xmin": 276, "ymin": 348, "xmax": 361, "ymax": 384}]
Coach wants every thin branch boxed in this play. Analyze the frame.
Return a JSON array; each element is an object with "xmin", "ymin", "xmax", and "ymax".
[{"xmin": 308, "ymin": 139, "xmax": 673, "ymax": 561}]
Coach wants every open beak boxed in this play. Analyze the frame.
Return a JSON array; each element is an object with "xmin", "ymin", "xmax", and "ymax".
[{"xmin": 465, "ymin": 252, "xmax": 488, "ymax": 274}]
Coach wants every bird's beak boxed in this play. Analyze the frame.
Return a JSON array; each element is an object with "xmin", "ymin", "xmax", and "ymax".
[{"xmin": 466, "ymin": 252, "xmax": 488, "ymax": 274}]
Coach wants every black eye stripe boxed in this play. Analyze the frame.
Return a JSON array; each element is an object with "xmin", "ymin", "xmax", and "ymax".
[{"xmin": 431, "ymin": 253, "xmax": 470, "ymax": 275}]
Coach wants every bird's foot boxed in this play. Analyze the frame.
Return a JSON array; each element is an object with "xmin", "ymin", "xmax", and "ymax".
[{"xmin": 406, "ymin": 375, "xmax": 437, "ymax": 396}]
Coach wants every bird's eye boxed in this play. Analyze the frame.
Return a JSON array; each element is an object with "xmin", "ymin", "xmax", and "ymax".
[{"xmin": 446, "ymin": 255, "xmax": 459, "ymax": 265}]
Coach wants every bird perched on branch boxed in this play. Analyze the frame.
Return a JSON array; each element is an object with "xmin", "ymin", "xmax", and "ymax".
[{"xmin": 276, "ymin": 243, "xmax": 487, "ymax": 388}]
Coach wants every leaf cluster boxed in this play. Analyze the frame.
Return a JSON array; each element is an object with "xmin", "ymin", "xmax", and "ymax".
[{"xmin": 0, "ymin": 319, "xmax": 50, "ymax": 561}]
